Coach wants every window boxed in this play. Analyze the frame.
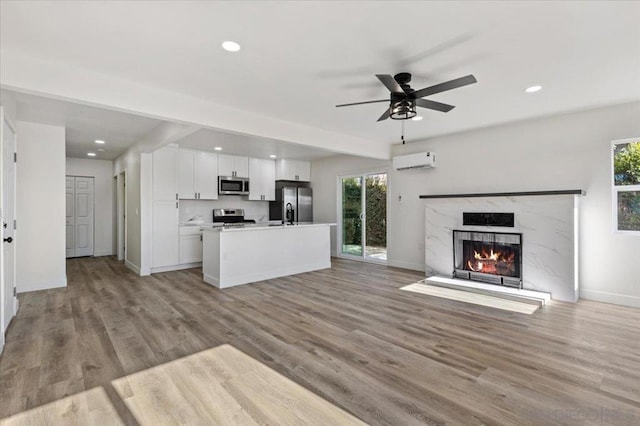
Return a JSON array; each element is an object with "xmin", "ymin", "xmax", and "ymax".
[{"xmin": 612, "ymin": 138, "xmax": 640, "ymax": 233}]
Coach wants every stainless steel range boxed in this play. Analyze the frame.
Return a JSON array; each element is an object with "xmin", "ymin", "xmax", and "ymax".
[{"xmin": 212, "ymin": 209, "xmax": 256, "ymax": 228}]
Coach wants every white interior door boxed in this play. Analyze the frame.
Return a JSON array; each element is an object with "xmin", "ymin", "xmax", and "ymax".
[
  {"xmin": 65, "ymin": 176, "xmax": 75, "ymax": 257},
  {"xmin": 66, "ymin": 176, "xmax": 94, "ymax": 258},
  {"xmin": 1, "ymin": 112, "xmax": 17, "ymax": 341},
  {"xmin": 74, "ymin": 177, "xmax": 94, "ymax": 257}
]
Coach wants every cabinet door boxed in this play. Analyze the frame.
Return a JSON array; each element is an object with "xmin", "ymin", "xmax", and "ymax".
[
  {"xmin": 276, "ymin": 159, "xmax": 293, "ymax": 180},
  {"xmin": 153, "ymin": 200, "xmax": 179, "ymax": 267},
  {"xmin": 153, "ymin": 146, "xmax": 178, "ymax": 201},
  {"xmin": 295, "ymin": 161, "xmax": 311, "ymax": 182},
  {"xmin": 195, "ymin": 151, "xmax": 218, "ymax": 199},
  {"xmin": 179, "ymin": 234, "xmax": 203, "ymax": 264},
  {"xmin": 218, "ymin": 154, "xmax": 235, "ymax": 176},
  {"xmin": 248, "ymin": 158, "xmax": 262, "ymax": 200},
  {"xmin": 234, "ymin": 156, "xmax": 249, "ymax": 178},
  {"xmin": 263, "ymin": 159, "xmax": 276, "ymax": 201},
  {"xmin": 178, "ymin": 149, "xmax": 196, "ymax": 199}
]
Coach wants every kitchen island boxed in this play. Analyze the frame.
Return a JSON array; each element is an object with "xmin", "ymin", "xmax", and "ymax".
[{"xmin": 202, "ymin": 223, "xmax": 335, "ymax": 288}]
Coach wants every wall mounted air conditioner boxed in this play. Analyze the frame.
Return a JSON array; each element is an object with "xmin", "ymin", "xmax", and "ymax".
[{"xmin": 392, "ymin": 152, "xmax": 436, "ymax": 171}]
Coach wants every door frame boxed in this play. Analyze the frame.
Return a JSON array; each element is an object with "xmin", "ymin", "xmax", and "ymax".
[
  {"xmin": 116, "ymin": 170, "xmax": 127, "ymax": 261},
  {"xmin": 0, "ymin": 107, "xmax": 18, "ymax": 352},
  {"xmin": 336, "ymin": 169, "xmax": 389, "ymax": 265}
]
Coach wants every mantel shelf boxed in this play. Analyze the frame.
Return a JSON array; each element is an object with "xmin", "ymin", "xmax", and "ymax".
[{"xmin": 419, "ymin": 189, "xmax": 585, "ymax": 199}]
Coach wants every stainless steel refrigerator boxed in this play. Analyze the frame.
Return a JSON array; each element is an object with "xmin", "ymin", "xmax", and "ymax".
[{"xmin": 269, "ymin": 182, "xmax": 313, "ymax": 223}]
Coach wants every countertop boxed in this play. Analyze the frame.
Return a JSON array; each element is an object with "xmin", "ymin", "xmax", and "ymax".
[{"xmin": 202, "ymin": 222, "xmax": 336, "ymax": 232}]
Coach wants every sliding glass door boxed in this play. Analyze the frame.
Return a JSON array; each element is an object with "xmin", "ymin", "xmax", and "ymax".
[{"xmin": 340, "ymin": 172, "xmax": 387, "ymax": 262}]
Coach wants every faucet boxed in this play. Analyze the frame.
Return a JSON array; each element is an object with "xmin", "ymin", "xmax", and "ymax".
[{"xmin": 285, "ymin": 203, "xmax": 294, "ymax": 225}]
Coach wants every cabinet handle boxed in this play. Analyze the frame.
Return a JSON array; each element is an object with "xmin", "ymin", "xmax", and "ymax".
[
  {"xmin": 176, "ymin": 202, "xmax": 178, "ymax": 208},
  {"xmin": 200, "ymin": 235, "xmax": 202, "ymax": 241},
  {"xmin": 176, "ymin": 193, "xmax": 178, "ymax": 200}
]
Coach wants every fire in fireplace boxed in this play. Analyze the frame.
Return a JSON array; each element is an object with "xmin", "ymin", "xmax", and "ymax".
[{"xmin": 453, "ymin": 230, "xmax": 522, "ymax": 288}]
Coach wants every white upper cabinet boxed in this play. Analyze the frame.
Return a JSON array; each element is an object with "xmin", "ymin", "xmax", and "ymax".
[
  {"xmin": 249, "ymin": 158, "xmax": 276, "ymax": 201},
  {"xmin": 195, "ymin": 151, "xmax": 219, "ymax": 199},
  {"xmin": 153, "ymin": 145, "xmax": 178, "ymax": 201},
  {"xmin": 276, "ymin": 159, "xmax": 311, "ymax": 182},
  {"xmin": 178, "ymin": 149, "xmax": 218, "ymax": 200},
  {"xmin": 178, "ymin": 149, "xmax": 196, "ymax": 199},
  {"xmin": 218, "ymin": 154, "xmax": 249, "ymax": 178}
]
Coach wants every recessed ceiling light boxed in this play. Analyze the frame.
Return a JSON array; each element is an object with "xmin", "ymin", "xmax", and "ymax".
[
  {"xmin": 87, "ymin": 152, "xmax": 96, "ymax": 157},
  {"xmin": 95, "ymin": 139, "xmax": 105, "ymax": 144},
  {"xmin": 221, "ymin": 41, "xmax": 241, "ymax": 52},
  {"xmin": 214, "ymin": 147, "xmax": 222, "ymax": 151},
  {"xmin": 412, "ymin": 116, "xmax": 423, "ymax": 121},
  {"xmin": 270, "ymin": 154, "xmax": 277, "ymax": 158},
  {"xmin": 525, "ymin": 85, "xmax": 542, "ymax": 93}
]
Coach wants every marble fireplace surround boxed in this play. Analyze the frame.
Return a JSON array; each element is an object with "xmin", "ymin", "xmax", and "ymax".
[{"xmin": 423, "ymin": 191, "xmax": 583, "ymax": 302}]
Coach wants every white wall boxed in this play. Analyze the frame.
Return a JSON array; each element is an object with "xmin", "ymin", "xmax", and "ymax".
[
  {"xmin": 16, "ymin": 121, "xmax": 66, "ymax": 292},
  {"xmin": 66, "ymin": 158, "xmax": 114, "ymax": 256},
  {"xmin": 312, "ymin": 101, "xmax": 640, "ymax": 307},
  {"xmin": 0, "ymin": 91, "xmax": 17, "ymax": 125}
]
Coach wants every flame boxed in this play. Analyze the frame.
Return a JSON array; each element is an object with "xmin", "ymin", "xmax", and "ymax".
[
  {"xmin": 474, "ymin": 250, "xmax": 499, "ymax": 261},
  {"xmin": 466, "ymin": 246, "xmax": 516, "ymax": 275}
]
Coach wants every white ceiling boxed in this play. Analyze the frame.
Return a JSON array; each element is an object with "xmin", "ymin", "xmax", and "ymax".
[
  {"xmin": 5, "ymin": 90, "xmax": 163, "ymax": 160},
  {"xmin": 177, "ymin": 128, "xmax": 337, "ymax": 161},
  {"xmin": 3, "ymin": 89, "xmax": 338, "ymax": 161},
  {"xmin": 1, "ymin": 1, "xmax": 639, "ymax": 148}
]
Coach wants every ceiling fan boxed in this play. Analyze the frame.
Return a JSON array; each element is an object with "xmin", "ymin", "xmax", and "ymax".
[{"xmin": 336, "ymin": 72, "xmax": 477, "ymax": 121}]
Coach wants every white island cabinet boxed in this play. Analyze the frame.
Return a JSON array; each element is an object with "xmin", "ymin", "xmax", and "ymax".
[{"xmin": 202, "ymin": 224, "xmax": 334, "ymax": 288}]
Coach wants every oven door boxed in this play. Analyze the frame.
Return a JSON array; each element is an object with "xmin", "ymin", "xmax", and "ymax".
[{"xmin": 218, "ymin": 176, "xmax": 250, "ymax": 195}]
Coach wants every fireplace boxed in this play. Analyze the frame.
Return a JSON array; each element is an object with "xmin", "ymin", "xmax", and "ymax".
[{"xmin": 452, "ymin": 230, "xmax": 523, "ymax": 288}]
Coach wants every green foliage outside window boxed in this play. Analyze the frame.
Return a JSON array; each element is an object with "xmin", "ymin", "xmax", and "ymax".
[
  {"xmin": 342, "ymin": 175, "xmax": 387, "ymax": 250},
  {"xmin": 614, "ymin": 141, "xmax": 640, "ymax": 232},
  {"xmin": 614, "ymin": 141, "xmax": 640, "ymax": 186}
]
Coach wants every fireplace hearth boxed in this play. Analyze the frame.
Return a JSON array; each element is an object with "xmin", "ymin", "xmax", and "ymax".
[{"xmin": 453, "ymin": 230, "xmax": 522, "ymax": 288}]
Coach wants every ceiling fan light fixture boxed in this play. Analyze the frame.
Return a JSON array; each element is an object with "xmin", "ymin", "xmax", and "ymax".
[{"xmin": 390, "ymin": 100, "xmax": 417, "ymax": 120}]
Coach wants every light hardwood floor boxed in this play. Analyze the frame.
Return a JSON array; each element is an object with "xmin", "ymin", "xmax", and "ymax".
[{"xmin": 1, "ymin": 256, "xmax": 639, "ymax": 425}]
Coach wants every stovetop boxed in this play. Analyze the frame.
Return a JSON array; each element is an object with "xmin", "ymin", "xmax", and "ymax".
[{"xmin": 212, "ymin": 208, "xmax": 255, "ymax": 225}]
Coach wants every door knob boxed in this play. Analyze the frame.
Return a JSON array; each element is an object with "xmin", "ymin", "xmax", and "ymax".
[{"xmin": 3, "ymin": 237, "xmax": 13, "ymax": 243}]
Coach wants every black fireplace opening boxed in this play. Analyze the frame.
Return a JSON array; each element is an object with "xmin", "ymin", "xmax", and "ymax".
[{"xmin": 453, "ymin": 230, "xmax": 523, "ymax": 288}]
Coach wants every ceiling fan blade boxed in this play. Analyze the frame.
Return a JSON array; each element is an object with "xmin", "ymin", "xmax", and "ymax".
[
  {"xmin": 376, "ymin": 74, "xmax": 405, "ymax": 94},
  {"xmin": 413, "ymin": 74, "xmax": 477, "ymax": 99},
  {"xmin": 377, "ymin": 108, "xmax": 390, "ymax": 122},
  {"xmin": 416, "ymin": 98, "xmax": 455, "ymax": 113},
  {"xmin": 336, "ymin": 99, "xmax": 388, "ymax": 108}
]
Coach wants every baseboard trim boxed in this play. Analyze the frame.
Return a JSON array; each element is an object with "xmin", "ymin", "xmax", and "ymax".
[
  {"xmin": 387, "ymin": 259, "xmax": 424, "ymax": 272},
  {"xmin": 125, "ymin": 260, "xmax": 141, "ymax": 275},
  {"xmin": 150, "ymin": 263, "xmax": 202, "ymax": 274},
  {"xmin": 580, "ymin": 289, "xmax": 640, "ymax": 309},
  {"xmin": 93, "ymin": 250, "xmax": 114, "ymax": 257},
  {"xmin": 17, "ymin": 277, "xmax": 67, "ymax": 293}
]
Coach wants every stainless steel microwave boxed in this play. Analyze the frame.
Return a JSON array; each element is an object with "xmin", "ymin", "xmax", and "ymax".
[{"xmin": 218, "ymin": 176, "xmax": 250, "ymax": 195}]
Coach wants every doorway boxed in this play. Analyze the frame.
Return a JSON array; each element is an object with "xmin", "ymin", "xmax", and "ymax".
[
  {"xmin": 66, "ymin": 176, "xmax": 95, "ymax": 258},
  {"xmin": 1, "ymin": 109, "xmax": 18, "ymax": 348},
  {"xmin": 338, "ymin": 172, "xmax": 388, "ymax": 262}
]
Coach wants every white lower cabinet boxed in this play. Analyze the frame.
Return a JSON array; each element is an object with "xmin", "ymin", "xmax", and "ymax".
[{"xmin": 179, "ymin": 227, "xmax": 203, "ymax": 264}]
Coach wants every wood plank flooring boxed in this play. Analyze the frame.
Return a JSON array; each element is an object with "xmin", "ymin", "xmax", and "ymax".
[{"xmin": 1, "ymin": 256, "xmax": 640, "ymax": 425}]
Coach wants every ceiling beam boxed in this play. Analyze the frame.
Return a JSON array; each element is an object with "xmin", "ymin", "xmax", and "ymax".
[{"xmin": 0, "ymin": 50, "xmax": 391, "ymax": 160}]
